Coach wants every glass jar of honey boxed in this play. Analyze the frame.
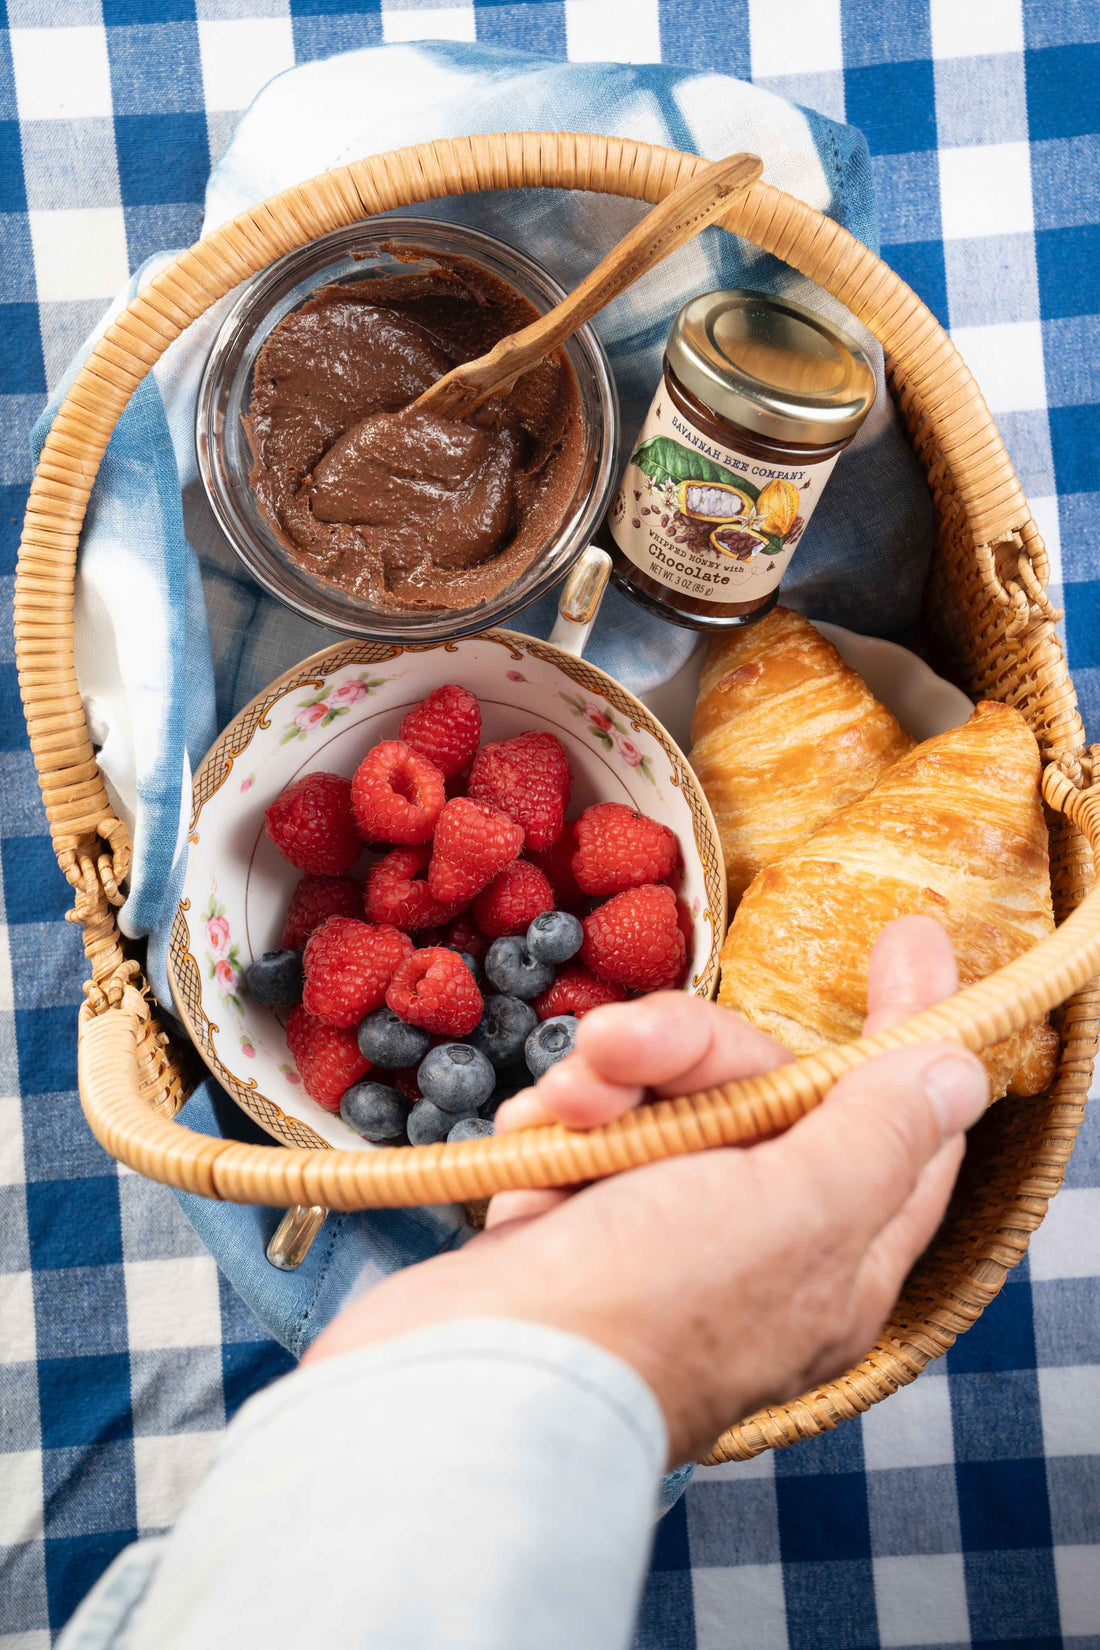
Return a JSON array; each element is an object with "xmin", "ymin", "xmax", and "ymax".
[{"xmin": 602, "ymin": 288, "xmax": 876, "ymax": 630}]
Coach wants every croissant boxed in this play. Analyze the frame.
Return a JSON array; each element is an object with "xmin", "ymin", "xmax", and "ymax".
[
  {"xmin": 718, "ymin": 701, "xmax": 1059, "ymax": 1099},
  {"xmin": 689, "ymin": 607, "xmax": 914, "ymax": 905}
]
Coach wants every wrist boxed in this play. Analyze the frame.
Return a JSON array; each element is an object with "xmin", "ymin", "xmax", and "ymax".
[{"xmin": 304, "ymin": 1222, "xmax": 745, "ymax": 1466}]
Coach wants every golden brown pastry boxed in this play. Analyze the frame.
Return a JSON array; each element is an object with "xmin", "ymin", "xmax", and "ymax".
[
  {"xmin": 689, "ymin": 607, "xmax": 915, "ymax": 905},
  {"xmin": 718, "ymin": 701, "xmax": 1058, "ymax": 1099}
]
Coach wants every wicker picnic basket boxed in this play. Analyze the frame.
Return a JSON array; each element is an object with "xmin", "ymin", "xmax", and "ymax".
[{"xmin": 15, "ymin": 133, "xmax": 1100, "ymax": 1464}]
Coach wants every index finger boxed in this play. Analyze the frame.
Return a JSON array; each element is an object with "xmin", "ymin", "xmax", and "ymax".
[
  {"xmin": 576, "ymin": 993, "xmax": 790, "ymax": 1096},
  {"xmin": 494, "ymin": 994, "xmax": 788, "ymax": 1134}
]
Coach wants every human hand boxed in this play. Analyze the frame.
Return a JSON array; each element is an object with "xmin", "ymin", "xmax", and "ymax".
[{"xmin": 305, "ymin": 916, "xmax": 989, "ymax": 1463}]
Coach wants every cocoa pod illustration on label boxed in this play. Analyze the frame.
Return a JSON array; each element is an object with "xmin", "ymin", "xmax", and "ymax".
[
  {"xmin": 676, "ymin": 479, "xmax": 756, "ymax": 522},
  {"xmin": 709, "ymin": 523, "xmax": 769, "ymax": 561},
  {"xmin": 753, "ymin": 477, "xmax": 800, "ymax": 538}
]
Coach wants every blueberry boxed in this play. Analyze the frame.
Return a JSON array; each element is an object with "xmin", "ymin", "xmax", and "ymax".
[
  {"xmin": 468, "ymin": 994, "xmax": 539, "ymax": 1067},
  {"xmin": 417, "ymin": 1042, "xmax": 496, "ymax": 1113},
  {"xmin": 357, "ymin": 1007, "xmax": 432, "ymax": 1069},
  {"xmin": 408, "ymin": 1098, "xmax": 475, "ymax": 1146},
  {"xmin": 484, "ymin": 936, "xmax": 555, "ymax": 1000},
  {"xmin": 527, "ymin": 910, "xmax": 583, "ymax": 965},
  {"xmin": 525, "ymin": 1015, "xmax": 579, "ymax": 1079},
  {"xmin": 448, "ymin": 1116, "xmax": 493, "ymax": 1143},
  {"xmin": 339, "ymin": 1080, "xmax": 408, "ymax": 1143},
  {"xmin": 497, "ymin": 1061, "xmax": 532, "ymax": 1096},
  {"xmin": 480, "ymin": 1063, "xmax": 530, "ymax": 1118},
  {"xmin": 243, "ymin": 949, "xmax": 303, "ymax": 1006},
  {"xmin": 449, "ymin": 948, "xmax": 481, "ymax": 982}
]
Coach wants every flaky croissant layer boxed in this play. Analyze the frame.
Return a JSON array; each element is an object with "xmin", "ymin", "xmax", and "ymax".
[
  {"xmin": 689, "ymin": 607, "xmax": 914, "ymax": 905},
  {"xmin": 718, "ymin": 701, "xmax": 1058, "ymax": 1100}
]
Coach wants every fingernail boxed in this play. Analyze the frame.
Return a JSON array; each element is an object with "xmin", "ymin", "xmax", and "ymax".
[{"xmin": 922, "ymin": 1055, "xmax": 990, "ymax": 1136}]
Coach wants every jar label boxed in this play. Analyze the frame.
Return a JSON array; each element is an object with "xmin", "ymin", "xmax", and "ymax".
[{"xmin": 607, "ymin": 388, "xmax": 840, "ymax": 605}]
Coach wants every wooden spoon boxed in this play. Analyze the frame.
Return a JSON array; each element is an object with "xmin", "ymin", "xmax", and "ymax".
[{"xmin": 414, "ymin": 151, "xmax": 763, "ymax": 422}]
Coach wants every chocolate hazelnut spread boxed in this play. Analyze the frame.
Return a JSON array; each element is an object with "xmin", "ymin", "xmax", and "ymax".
[{"xmin": 246, "ymin": 252, "xmax": 585, "ymax": 611}]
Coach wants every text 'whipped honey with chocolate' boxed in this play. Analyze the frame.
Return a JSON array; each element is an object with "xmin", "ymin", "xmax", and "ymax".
[{"xmin": 603, "ymin": 289, "xmax": 875, "ymax": 630}]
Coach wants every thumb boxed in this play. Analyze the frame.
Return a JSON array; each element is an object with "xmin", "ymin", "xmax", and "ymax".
[
  {"xmin": 762, "ymin": 1041, "xmax": 990, "ymax": 1250},
  {"xmin": 863, "ymin": 915, "xmax": 958, "ymax": 1036}
]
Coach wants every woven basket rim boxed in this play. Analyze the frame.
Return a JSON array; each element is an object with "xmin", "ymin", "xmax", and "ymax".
[{"xmin": 15, "ymin": 131, "xmax": 1100, "ymax": 1463}]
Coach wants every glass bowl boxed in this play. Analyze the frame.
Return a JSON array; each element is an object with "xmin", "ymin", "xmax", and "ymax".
[{"xmin": 195, "ymin": 219, "xmax": 620, "ymax": 642}]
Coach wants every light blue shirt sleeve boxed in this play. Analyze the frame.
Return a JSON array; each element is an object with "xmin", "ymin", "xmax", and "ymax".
[{"xmin": 58, "ymin": 1318, "xmax": 668, "ymax": 1650}]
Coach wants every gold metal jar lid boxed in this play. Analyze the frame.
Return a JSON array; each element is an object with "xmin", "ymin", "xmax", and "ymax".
[{"xmin": 666, "ymin": 288, "xmax": 876, "ymax": 445}]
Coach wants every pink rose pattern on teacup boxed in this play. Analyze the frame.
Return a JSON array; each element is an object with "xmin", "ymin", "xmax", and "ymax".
[
  {"xmin": 328, "ymin": 678, "xmax": 370, "ymax": 708},
  {"xmin": 240, "ymin": 772, "xmax": 255, "ymax": 793},
  {"xmin": 202, "ymin": 887, "xmax": 244, "ymax": 1017},
  {"xmin": 558, "ymin": 692, "xmax": 656, "ymax": 784},
  {"xmin": 280, "ymin": 671, "xmax": 390, "ymax": 744},
  {"xmin": 294, "ymin": 703, "xmax": 327, "ymax": 733},
  {"xmin": 206, "ymin": 914, "xmax": 230, "ymax": 955}
]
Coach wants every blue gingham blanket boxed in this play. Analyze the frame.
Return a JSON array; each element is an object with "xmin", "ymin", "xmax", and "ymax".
[{"xmin": 2, "ymin": 4, "xmax": 1098, "ymax": 1647}]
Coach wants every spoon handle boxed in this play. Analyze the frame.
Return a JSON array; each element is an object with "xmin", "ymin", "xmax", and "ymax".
[
  {"xmin": 416, "ymin": 151, "xmax": 763, "ymax": 421},
  {"xmin": 266, "ymin": 1203, "xmax": 327, "ymax": 1270}
]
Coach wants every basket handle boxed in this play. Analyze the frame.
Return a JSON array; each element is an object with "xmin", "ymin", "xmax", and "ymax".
[{"xmin": 80, "ymin": 766, "xmax": 1100, "ymax": 1209}]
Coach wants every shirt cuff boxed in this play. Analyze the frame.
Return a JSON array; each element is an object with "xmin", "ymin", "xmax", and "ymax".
[{"xmin": 123, "ymin": 1317, "xmax": 668, "ymax": 1650}]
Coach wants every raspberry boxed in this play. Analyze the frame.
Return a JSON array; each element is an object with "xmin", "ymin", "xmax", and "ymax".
[
  {"xmin": 441, "ymin": 914, "xmax": 488, "ymax": 962},
  {"xmin": 390, "ymin": 1064, "xmax": 423, "ymax": 1104},
  {"xmin": 473, "ymin": 860, "xmax": 554, "ymax": 939},
  {"xmin": 285, "ymin": 1005, "xmax": 369, "ymax": 1111},
  {"xmin": 526, "ymin": 828, "xmax": 585, "ymax": 912},
  {"xmin": 572, "ymin": 802, "xmax": 679, "ymax": 897},
  {"xmin": 581, "ymin": 884, "xmax": 686, "ymax": 993},
  {"xmin": 302, "ymin": 916, "xmax": 414, "ymax": 1027},
  {"xmin": 265, "ymin": 772, "xmax": 360, "ymax": 875},
  {"xmin": 534, "ymin": 963, "xmax": 628, "ymax": 1020},
  {"xmin": 468, "ymin": 731, "xmax": 571, "ymax": 851},
  {"xmin": 364, "ymin": 846, "xmax": 463, "ymax": 931},
  {"xmin": 386, "ymin": 947, "xmax": 484, "ymax": 1037},
  {"xmin": 428, "ymin": 798, "xmax": 524, "ymax": 904},
  {"xmin": 352, "ymin": 740, "xmax": 445, "ymax": 845},
  {"xmin": 282, "ymin": 875, "xmax": 361, "ymax": 951},
  {"xmin": 399, "ymin": 684, "xmax": 481, "ymax": 779}
]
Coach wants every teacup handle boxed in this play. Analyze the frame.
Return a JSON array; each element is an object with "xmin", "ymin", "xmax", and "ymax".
[{"xmin": 547, "ymin": 546, "xmax": 611, "ymax": 658}]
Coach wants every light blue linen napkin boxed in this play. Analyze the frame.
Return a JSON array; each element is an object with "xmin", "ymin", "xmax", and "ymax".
[{"xmin": 39, "ymin": 43, "xmax": 931, "ymax": 1477}]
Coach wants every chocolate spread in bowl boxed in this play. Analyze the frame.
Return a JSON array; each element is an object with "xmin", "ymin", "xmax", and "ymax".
[{"xmin": 246, "ymin": 252, "xmax": 585, "ymax": 611}]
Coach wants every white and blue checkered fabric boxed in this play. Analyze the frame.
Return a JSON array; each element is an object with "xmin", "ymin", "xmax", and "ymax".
[{"xmin": 1, "ymin": 3, "xmax": 1098, "ymax": 1646}]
